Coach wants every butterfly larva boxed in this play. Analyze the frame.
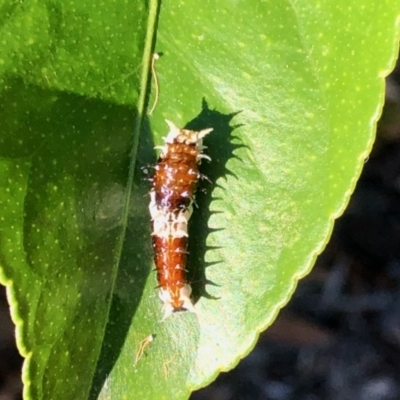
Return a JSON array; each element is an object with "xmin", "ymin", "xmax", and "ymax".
[{"xmin": 149, "ymin": 120, "xmax": 213, "ymax": 319}]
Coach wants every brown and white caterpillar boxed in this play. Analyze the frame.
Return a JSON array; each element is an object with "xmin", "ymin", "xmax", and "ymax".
[{"xmin": 149, "ymin": 120, "xmax": 213, "ymax": 319}]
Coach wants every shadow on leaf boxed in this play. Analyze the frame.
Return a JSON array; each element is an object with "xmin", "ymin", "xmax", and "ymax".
[{"xmin": 185, "ymin": 99, "xmax": 243, "ymax": 305}]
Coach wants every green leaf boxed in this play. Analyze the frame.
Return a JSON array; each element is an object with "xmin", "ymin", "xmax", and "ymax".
[
  {"xmin": 0, "ymin": 0, "xmax": 157, "ymax": 399},
  {"xmin": 0, "ymin": 1, "xmax": 399, "ymax": 400}
]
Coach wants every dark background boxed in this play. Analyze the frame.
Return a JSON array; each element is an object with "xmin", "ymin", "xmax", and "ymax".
[{"xmin": 2, "ymin": 62, "xmax": 400, "ymax": 400}]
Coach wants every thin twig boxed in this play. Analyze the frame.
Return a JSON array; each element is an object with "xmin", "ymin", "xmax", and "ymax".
[{"xmin": 148, "ymin": 53, "xmax": 160, "ymax": 115}]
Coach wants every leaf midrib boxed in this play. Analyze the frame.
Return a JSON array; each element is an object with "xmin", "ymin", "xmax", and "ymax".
[{"xmin": 87, "ymin": 0, "xmax": 160, "ymax": 396}]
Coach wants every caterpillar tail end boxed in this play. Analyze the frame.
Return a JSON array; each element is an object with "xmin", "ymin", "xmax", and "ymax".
[{"xmin": 159, "ymin": 285, "xmax": 197, "ymax": 321}]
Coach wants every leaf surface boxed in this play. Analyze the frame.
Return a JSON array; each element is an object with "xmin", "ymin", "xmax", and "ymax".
[{"xmin": 0, "ymin": 1, "xmax": 399, "ymax": 400}]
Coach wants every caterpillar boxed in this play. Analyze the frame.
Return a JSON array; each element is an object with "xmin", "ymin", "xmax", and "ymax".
[{"xmin": 149, "ymin": 120, "xmax": 213, "ymax": 319}]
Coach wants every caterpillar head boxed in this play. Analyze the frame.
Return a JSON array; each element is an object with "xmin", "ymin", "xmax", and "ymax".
[{"xmin": 163, "ymin": 120, "xmax": 213, "ymax": 153}]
